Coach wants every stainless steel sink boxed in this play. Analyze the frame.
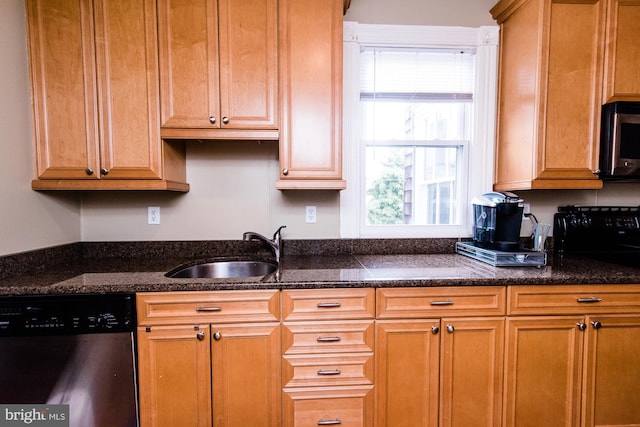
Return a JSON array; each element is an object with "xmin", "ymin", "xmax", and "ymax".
[{"xmin": 166, "ymin": 260, "xmax": 277, "ymax": 279}]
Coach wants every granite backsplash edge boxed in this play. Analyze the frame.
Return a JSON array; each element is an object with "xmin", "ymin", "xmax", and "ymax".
[{"xmin": 0, "ymin": 238, "xmax": 466, "ymax": 280}]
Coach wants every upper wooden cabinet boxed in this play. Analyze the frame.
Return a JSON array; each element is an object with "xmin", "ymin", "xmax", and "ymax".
[
  {"xmin": 157, "ymin": 0, "xmax": 279, "ymax": 140},
  {"xmin": 603, "ymin": 0, "xmax": 640, "ymax": 102},
  {"xmin": 276, "ymin": 0, "xmax": 346, "ymax": 190},
  {"xmin": 491, "ymin": 0, "xmax": 605, "ymax": 191},
  {"xmin": 27, "ymin": 0, "xmax": 188, "ymax": 191}
]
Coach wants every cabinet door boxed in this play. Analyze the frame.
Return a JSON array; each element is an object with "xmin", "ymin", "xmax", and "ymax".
[
  {"xmin": 158, "ymin": 0, "xmax": 277, "ymax": 137},
  {"xmin": 604, "ymin": 0, "xmax": 640, "ymax": 101},
  {"xmin": 503, "ymin": 316, "xmax": 584, "ymax": 427},
  {"xmin": 157, "ymin": 0, "xmax": 219, "ymax": 130},
  {"xmin": 137, "ymin": 325, "xmax": 212, "ymax": 427},
  {"xmin": 27, "ymin": 0, "xmax": 100, "ymax": 180},
  {"xmin": 93, "ymin": 0, "xmax": 162, "ymax": 179},
  {"xmin": 211, "ymin": 323, "xmax": 281, "ymax": 427},
  {"xmin": 217, "ymin": 0, "xmax": 278, "ymax": 130},
  {"xmin": 439, "ymin": 318, "xmax": 504, "ymax": 427},
  {"xmin": 277, "ymin": 0, "xmax": 346, "ymax": 189},
  {"xmin": 492, "ymin": 0, "xmax": 605, "ymax": 190},
  {"xmin": 582, "ymin": 315, "xmax": 640, "ymax": 427},
  {"xmin": 375, "ymin": 320, "xmax": 440, "ymax": 427}
]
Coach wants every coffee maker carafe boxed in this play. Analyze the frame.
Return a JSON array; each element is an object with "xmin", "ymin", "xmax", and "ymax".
[{"xmin": 472, "ymin": 192, "xmax": 524, "ymax": 252}]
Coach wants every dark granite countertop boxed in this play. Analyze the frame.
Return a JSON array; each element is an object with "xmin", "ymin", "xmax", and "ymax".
[{"xmin": 2, "ymin": 244, "xmax": 640, "ymax": 296}]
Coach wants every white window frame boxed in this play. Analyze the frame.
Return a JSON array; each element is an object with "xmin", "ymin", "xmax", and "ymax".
[{"xmin": 340, "ymin": 23, "xmax": 499, "ymax": 238}]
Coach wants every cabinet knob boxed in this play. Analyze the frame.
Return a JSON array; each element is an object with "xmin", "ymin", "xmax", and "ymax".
[
  {"xmin": 222, "ymin": 116, "xmax": 229, "ymax": 124},
  {"xmin": 577, "ymin": 322, "xmax": 587, "ymax": 331},
  {"xmin": 282, "ymin": 168, "xmax": 289, "ymax": 176},
  {"xmin": 591, "ymin": 321, "xmax": 602, "ymax": 330},
  {"xmin": 85, "ymin": 168, "xmax": 94, "ymax": 175},
  {"xmin": 209, "ymin": 116, "xmax": 216, "ymax": 124},
  {"xmin": 446, "ymin": 324, "xmax": 455, "ymax": 333},
  {"xmin": 431, "ymin": 325, "xmax": 439, "ymax": 334},
  {"xmin": 100, "ymin": 168, "xmax": 109, "ymax": 176},
  {"xmin": 213, "ymin": 331, "xmax": 221, "ymax": 340},
  {"xmin": 196, "ymin": 331, "xmax": 205, "ymax": 341}
]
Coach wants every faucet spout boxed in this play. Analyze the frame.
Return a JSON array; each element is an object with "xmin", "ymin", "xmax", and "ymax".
[{"xmin": 243, "ymin": 225, "xmax": 286, "ymax": 264}]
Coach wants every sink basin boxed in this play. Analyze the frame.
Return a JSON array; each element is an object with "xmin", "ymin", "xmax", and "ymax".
[{"xmin": 166, "ymin": 260, "xmax": 277, "ymax": 279}]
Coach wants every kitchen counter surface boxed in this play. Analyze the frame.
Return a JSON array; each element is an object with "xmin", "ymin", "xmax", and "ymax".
[{"xmin": 2, "ymin": 251, "xmax": 640, "ymax": 296}]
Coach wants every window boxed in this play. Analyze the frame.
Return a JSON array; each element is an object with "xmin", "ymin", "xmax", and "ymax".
[{"xmin": 341, "ymin": 24, "xmax": 499, "ymax": 238}]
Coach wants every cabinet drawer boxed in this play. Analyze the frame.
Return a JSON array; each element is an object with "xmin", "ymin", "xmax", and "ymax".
[
  {"xmin": 508, "ymin": 284, "xmax": 640, "ymax": 315},
  {"xmin": 282, "ymin": 321, "xmax": 374, "ymax": 355},
  {"xmin": 283, "ymin": 386, "xmax": 374, "ymax": 427},
  {"xmin": 282, "ymin": 288, "xmax": 375, "ymax": 321},
  {"xmin": 376, "ymin": 287, "xmax": 506, "ymax": 319},
  {"xmin": 137, "ymin": 290, "xmax": 280, "ymax": 325},
  {"xmin": 283, "ymin": 353, "xmax": 374, "ymax": 388}
]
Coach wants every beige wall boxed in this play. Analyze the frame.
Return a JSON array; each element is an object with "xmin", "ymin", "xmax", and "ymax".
[
  {"xmin": 0, "ymin": 0, "xmax": 81, "ymax": 256},
  {"xmin": 3, "ymin": 0, "xmax": 640, "ymax": 255}
]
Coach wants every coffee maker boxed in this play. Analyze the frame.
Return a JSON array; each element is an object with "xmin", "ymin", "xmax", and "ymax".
[{"xmin": 472, "ymin": 192, "xmax": 524, "ymax": 252}]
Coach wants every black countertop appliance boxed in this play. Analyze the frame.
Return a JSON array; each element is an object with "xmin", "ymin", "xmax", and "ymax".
[
  {"xmin": 472, "ymin": 192, "xmax": 524, "ymax": 252},
  {"xmin": 554, "ymin": 205, "xmax": 640, "ymax": 267}
]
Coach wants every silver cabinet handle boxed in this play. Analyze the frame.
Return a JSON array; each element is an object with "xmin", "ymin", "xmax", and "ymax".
[
  {"xmin": 85, "ymin": 168, "xmax": 94, "ymax": 175},
  {"xmin": 317, "ymin": 336, "xmax": 341, "ymax": 342},
  {"xmin": 209, "ymin": 116, "xmax": 216, "ymax": 124},
  {"xmin": 222, "ymin": 116, "xmax": 229, "ymax": 124},
  {"xmin": 196, "ymin": 331, "xmax": 205, "ymax": 341},
  {"xmin": 213, "ymin": 331, "xmax": 221, "ymax": 340},
  {"xmin": 318, "ymin": 419, "xmax": 341, "ymax": 425},
  {"xmin": 431, "ymin": 325, "xmax": 439, "ymax": 334},
  {"xmin": 577, "ymin": 323, "xmax": 587, "ymax": 331},
  {"xmin": 430, "ymin": 301, "xmax": 454, "ymax": 306},
  {"xmin": 591, "ymin": 321, "xmax": 602, "ymax": 329},
  {"xmin": 577, "ymin": 297, "xmax": 602, "ymax": 303},
  {"xmin": 317, "ymin": 302, "xmax": 342, "ymax": 308},
  {"xmin": 196, "ymin": 307, "xmax": 222, "ymax": 312},
  {"xmin": 317, "ymin": 369, "xmax": 341, "ymax": 376},
  {"xmin": 100, "ymin": 168, "xmax": 109, "ymax": 175},
  {"xmin": 282, "ymin": 168, "xmax": 289, "ymax": 175},
  {"xmin": 446, "ymin": 324, "xmax": 455, "ymax": 333}
]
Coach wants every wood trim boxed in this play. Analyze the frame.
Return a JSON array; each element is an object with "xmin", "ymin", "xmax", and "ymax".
[
  {"xmin": 275, "ymin": 179, "xmax": 347, "ymax": 190},
  {"xmin": 32, "ymin": 179, "xmax": 189, "ymax": 192}
]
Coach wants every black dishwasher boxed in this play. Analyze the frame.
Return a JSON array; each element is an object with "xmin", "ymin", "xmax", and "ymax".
[{"xmin": 0, "ymin": 293, "xmax": 138, "ymax": 427}]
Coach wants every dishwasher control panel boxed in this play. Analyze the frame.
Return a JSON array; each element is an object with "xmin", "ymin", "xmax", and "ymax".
[{"xmin": 0, "ymin": 294, "xmax": 135, "ymax": 336}]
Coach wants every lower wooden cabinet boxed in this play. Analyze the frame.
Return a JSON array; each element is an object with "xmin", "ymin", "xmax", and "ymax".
[
  {"xmin": 137, "ymin": 322, "xmax": 281, "ymax": 427},
  {"xmin": 505, "ymin": 285, "xmax": 640, "ymax": 427},
  {"xmin": 136, "ymin": 291, "xmax": 281, "ymax": 427},
  {"xmin": 375, "ymin": 318, "xmax": 505, "ymax": 427},
  {"xmin": 282, "ymin": 289, "xmax": 375, "ymax": 426},
  {"xmin": 135, "ymin": 285, "xmax": 640, "ymax": 427},
  {"xmin": 504, "ymin": 315, "xmax": 640, "ymax": 427}
]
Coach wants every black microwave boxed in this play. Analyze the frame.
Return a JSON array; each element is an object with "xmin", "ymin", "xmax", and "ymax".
[{"xmin": 599, "ymin": 101, "xmax": 640, "ymax": 180}]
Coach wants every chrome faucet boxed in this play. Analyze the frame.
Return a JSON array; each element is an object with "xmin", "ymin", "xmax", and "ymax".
[{"xmin": 242, "ymin": 225, "xmax": 286, "ymax": 264}]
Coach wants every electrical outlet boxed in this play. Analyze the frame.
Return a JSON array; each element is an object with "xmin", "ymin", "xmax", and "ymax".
[
  {"xmin": 148, "ymin": 206, "xmax": 160, "ymax": 225},
  {"xmin": 305, "ymin": 206, "xmax": 317, "ymax": 224}
]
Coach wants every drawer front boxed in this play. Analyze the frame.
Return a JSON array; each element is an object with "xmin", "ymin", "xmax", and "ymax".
[
  {"xmin": 508, "ymin": 284, "xmax": 640, "ymax": 315},
  {"xmin": 283, "ymin": 353, "xmax": 374, "ymax": 388},
  {"xmin": 283, "ymin": 386, "xmax": 374, "ymax": 427},
  {"xmin": 282, "ymin": 288, "xmax": 375, "ymax": 321},
  {"xmin": 137, "ymin": 290, "xmax": 280, "ymax": 325},
  {"xmin": 282, "ymin": 321, "xmax": 374, "ymax": 355},
  {"xmin": 376, "ymin": 286, "xmax": 506, "ymax": 319}
]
